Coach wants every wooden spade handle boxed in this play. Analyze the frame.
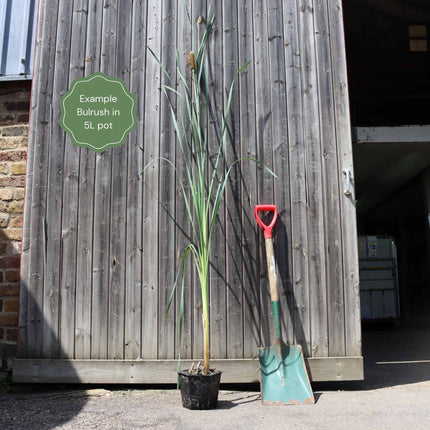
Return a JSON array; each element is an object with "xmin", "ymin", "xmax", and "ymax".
[
  {"xmin": 265, "ymin": 237, "xmax": 279, "ymax": 303},
  {"xmin": 254, "ymin": 205, "xmax": 282, "ymax": 342}
]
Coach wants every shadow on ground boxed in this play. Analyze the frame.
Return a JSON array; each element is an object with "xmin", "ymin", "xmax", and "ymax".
[
  {"xmin": 2, "ymin": 326, "xmax": 429, "ymax": 429},
  {"xmin": 0, "ymin": 387, "xmax": 88, "ymax": 429},
  {"xmin": 314, "ymin": 325, "xmax": 430, "ymax": 392}
]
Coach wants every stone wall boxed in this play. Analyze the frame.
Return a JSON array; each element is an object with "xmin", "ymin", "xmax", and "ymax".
[{"xmin": 0, "ymin": 81, "xmax": 30, "ymax": 368}]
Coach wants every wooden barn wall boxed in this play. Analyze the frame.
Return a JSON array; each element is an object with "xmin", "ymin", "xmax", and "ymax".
[{"xmin": 18, "ymin": 0, "xmax": 361, "ymax": 365}]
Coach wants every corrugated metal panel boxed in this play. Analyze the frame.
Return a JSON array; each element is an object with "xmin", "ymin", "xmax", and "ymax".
[{"xmin": 0, "ymin": 0, "xmax": 37, "ymax": 80}]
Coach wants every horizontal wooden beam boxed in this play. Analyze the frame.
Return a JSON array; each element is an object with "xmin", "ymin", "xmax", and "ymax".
[
  {"xmin": 347, "ymin": 0, "xmax": 430, "ymax": 23},
  {"xmin": 354, "ymin": 126, "xmax": 430, "ymax": 144},
  {"xmin": 13, "ymin": 357, "xmax": 363, "ymax": 384}
]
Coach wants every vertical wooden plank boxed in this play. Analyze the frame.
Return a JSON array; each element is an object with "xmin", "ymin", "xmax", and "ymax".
[
  {"xmin": 207, "ymin": 0, "xmax": 227, "ymax": 360},
  {"xmin": 238, "ymin": 0, "xmax": 260, "ymax": 357},
  {"xmin": 282, "ymin": 0, "xmax": 310, "ymax": 351},
  {"xmin": 107, "ymin": 0, "xmax": 132, "ymax": 360},
  {"xmin": 19, "ymin": 0, "xmax": 45, "ymax": 358},
  {"xmin": 125, "ymin": 0, "xmax": 147, "ymax": 360},
  {"xmin": 223, "ymin": 0, "xmax": 243, "ymax": 359},
  {"xmin": 297, "ymin": 0, "xmax": 327, "ymax": 357},
  {"xmin": 175, "ymin": 0, "xmax": 193, "ymax": 360},
  {"xmin": 267, "ymin": 0, "xmax": 294, "ymax": 346},
  {"xmin": 59, "ymin": 0, "xmax": 88, "ymax": 359},
  {"xmin": 44, "ymin": 0, "xmax": 74, "ymax": 359},
  {"xmin": 42, "ymin": 23, "xmax": 69, "ymax": 365},
  {"xmin": 141, "ymin": 0, "xmax": 162, "ymax": 359},
  {"xmin": 25, "ymin": 0, "xmax": 59, "ymax": 358},
  {"xmin": 328, "ymin": 0, "xmax": 361, "ymax": 357},
  {"xmin": 75, "ymin": 0, "xmax": 103, "ymax": 359},
  {"xmin": 157, "ymin": 0, "xmax": 177, "ymax": 360},
  {"xmin": 314, "ymin": 0, "xmax": 342, "ymax": 358},
  {"xmin": 253, "ymin": 0, "xmax": 274, "ymax": 347},
  {"xmin": 91, "ymin": 0, "xmax": 117, "ymax": 359}
]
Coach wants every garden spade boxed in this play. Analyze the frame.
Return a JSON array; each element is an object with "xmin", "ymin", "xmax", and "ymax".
[{"xmin": 254, "ymin": 205, "xmax": 314, "ymax": 405}]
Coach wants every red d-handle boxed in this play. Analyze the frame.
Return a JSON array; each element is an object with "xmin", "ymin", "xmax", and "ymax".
[{"xmin": 254, "ymin": 205, "xmax": 278, "ymax": 239}]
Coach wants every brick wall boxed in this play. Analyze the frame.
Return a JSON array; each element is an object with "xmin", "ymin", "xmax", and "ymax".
[{"xmin": 0, "ymin": 81, "xmax": 30, "ymax": 368}]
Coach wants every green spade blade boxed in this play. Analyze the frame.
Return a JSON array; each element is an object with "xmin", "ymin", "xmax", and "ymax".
[
  {"xmin": 254, "ymin": 206, "xmax": 314, "ymax": 405},
  {"xmin": 259, "ymin": 343, "xmax": 315, "ymax": 405}
]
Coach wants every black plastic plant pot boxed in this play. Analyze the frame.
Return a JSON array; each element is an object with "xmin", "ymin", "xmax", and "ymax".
[{"xmin": 178, "ymin": 370, "xmax": 222, "ymax": 410}]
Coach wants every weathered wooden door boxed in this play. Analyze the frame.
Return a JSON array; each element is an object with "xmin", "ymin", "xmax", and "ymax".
[{"xmin": 15, "ymin": 0, "xmax": 362, "ymax": 383}]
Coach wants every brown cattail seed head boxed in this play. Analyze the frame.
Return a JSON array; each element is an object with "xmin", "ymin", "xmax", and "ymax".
[{"xmin": 189, "ymin": 51, "xmax": 195, "ymax": 72}]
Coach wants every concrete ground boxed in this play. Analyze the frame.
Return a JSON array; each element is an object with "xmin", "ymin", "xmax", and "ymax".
[{"xmin": 0, "ymin": 326, "xmax": 429, "ymax": 430}]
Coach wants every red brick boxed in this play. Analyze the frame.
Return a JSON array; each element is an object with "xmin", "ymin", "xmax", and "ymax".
[
  {"xmin": 5, "ymin": 271, "xmax": 20, "ymax": 282},
  {"xmin": 9, "ymin": 216, "xmax": 23, "ymax": 228},
  {"xmin": 0, "ymin": 176, "xmax": 25, "ymax": 187},
  {"xmin": 10, "ymin": 242, "xmax": 21, "ymax": 255},
  {"xmin": 17, "ymin": 114, "xmax": 29, "ymax": 123},
  {"xmin": 0, "ymin": 343, "xmax": 16, "ymax": 358},
  {"xmin": 0, "ymin": 151, "xmax": 27, "ymax": 162},
  {"xmin": 0, "ymin": 205, "xmax": 24, "ymax": 218},
  {"xmin": 4, "ymin": 101, "xmax": 30, "ymax": 112},
  {"xmin": 0, "ymin": 242, "xmax": 8, "ymax": 253},
  {"xmin": 0, "ymin": 114, "xmax": 15, "ymax": 124},
  {"xmin": 3, "ymin": 228, "xmax": 22, "ymax": 239},
  {"xmin": 11, "ymin": 162, "xmax": 26, "ymax": 175},
  {"xmin": 6, "ymin": 327, "xmax": 17, "ymax": 341},
  {"xmin": 0, "ymin": 137, "xmax": 22, "ymax": 150},
  {"xmin": 4, "ymin": 298, "xmax": 18, "ymax": 312},
  {"xmin": 0, "ymin": 256, "xmax": 20, "ymax": 269},
  {"xmin": 1, "ymin": 126, "xmax": 28, "ymax": 137},
  {"xmin": 0, "ymin": 188, "xmax": 13, "ymax": 201},
  {"xmin": 0, "ymin": 213, "xmax": 9, "ymax": 227},
  {"xmin": 13, "ymin": 189, "xmax": 25, "ymax": 200},
  {"xmin": 3, "ymin": 202, "xmax": 24, "ymax": 215},
  {"xmin": 18, "ymin": 137, "xmax": 28, "ymax": 148},
  {"xmin": 0, "ymin": 285, "xmax": 19, "ymax": 296},
  {"xmin": 1, "ymin": 281, "xmax": 19, "ymax": 288},
  {"xmin": 0, "ymin": 162, "xmax": 9, "ymax": 174},
  {"xmin": 0, "ymin": 313, "xmax": 18, "ymax": 326}
]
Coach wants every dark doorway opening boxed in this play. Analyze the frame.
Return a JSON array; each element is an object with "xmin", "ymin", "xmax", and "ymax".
[{"xmin": 343, "ymin": 0, "xmax": 430, "ymax": 327}]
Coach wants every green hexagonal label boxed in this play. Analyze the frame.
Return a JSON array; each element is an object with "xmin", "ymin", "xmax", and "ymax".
[{"xmin": 60, "ymin": 72, "xmax": 137, "ymax": 152}]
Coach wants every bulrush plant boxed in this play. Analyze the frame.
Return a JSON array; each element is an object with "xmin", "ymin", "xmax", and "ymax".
[{"xmin": 146, "ymin": 10, "xmax": 274, "ymax": 409}]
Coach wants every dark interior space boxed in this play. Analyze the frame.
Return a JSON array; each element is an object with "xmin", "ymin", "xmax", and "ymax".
[
  {"xmin": 354, "ymin": 162, "xmax": 430, "ymax": 326},
  {"xmin": 344, "ymin": 0, "xmax": 430, "ymax": 126},
  {"xmin": 343, "ymin": 0, "xmax": 430, "ymax": 327}
]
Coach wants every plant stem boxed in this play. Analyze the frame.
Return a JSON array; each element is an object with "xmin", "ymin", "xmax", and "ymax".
[
  {"xmin": 199, "ymin": 221, "xmax": 210, "ymax": 374},
  {"xmin": 202, "ymin": 290, "xmax": 210, "ymax": 374}
]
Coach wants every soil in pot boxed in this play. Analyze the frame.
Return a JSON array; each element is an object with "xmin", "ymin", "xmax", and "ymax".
[{"xmin": 178, "ymin": 369, "xmax": 222, "ymax": 410}]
